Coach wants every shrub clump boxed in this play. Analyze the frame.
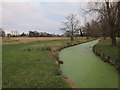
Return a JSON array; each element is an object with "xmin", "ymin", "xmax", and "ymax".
[
  {"xmin": 40, "ymin": 46, "xmax": 51, "ymax": 51},
  {"xmin": 24, "ymin": 48, "xmax": 31, "ymax": 51}
]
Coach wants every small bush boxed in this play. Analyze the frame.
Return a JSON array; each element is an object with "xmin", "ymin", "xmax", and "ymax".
[
  {"xmin": 36, "ymin": 48, "xmax": 41, "ymax": 51},
  {"xmin": 67, "ymin": 42, "xmax": 71, "ymax": 45},
  {"xmin": 58, "ymin": 60, "xmax": 64, "ymax": 64},
  {"xmin": 41, "ymin": 46, "xmax": 51, "ymax": 51},
  {"xmin": 25, "ymin": 48, "xmax": 31, "ymax": 51},
  {"xmin": 49, "ymin": 52, "xmax": 59, "ymax": 60}
]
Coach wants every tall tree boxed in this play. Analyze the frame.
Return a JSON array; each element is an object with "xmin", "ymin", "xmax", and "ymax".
[
  {"xmin": 83, "ymin": 20, "xmax": 100, "ymax": 38},
  {"xmin": 60, "ymin": 13, "xmax": 79, "ymax": 41},
  {"xmin": 99, "ymin": 14, "xmax": 110, "ymax": 40},
  {"xmin": 0, "ymin": 28, "xmax": 5, "ymax": 37},
  {"xmin": 88, "ymin": 1, "xmax": 120, "ymax": 46},
  {"xmin": 83, "ymin": 22, "xmax": 90, "ymax": 39},
  {"xmin": 11, "ymin": 30, "xmax": 19, "ymax": 37}
]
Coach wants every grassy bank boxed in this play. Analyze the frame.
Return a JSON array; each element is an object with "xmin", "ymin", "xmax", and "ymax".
[
  {"xmin": 95, "ymin": 38, "xmax": 119, "ymax": 60},
  {"xmin": 2, "ymin": 37, "xmax": 93, "ymax": 88},
  {"xmin": 94, "ymin": 38, "xmax": 119, "ymax": 69}
]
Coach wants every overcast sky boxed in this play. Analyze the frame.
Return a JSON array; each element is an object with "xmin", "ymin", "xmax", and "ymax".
[{"xmin": 1, "ymin": 1, "xmax": 94, "ymax": 34}]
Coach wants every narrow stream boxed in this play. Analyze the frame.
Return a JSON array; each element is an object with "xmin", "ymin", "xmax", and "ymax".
[{"xmin": 59, "ymin": 40, "xmax": 118, "ymax": 88}]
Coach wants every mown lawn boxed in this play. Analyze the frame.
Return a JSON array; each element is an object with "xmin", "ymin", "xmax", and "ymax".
[
  {"xmin": 95, "ymin": 38, "xmax": 119, "ymax": 60},
  {"xmin": 2, "ymin": 37, "xmax": 92, "ymax": 88}
]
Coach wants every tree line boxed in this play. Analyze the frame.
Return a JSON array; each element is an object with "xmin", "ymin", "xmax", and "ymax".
[
  {"xmin": 60, "ymin": 0, "xmax": 120, "ymax": 46},
  {"xmin": 1, "ymin": 0, "xmax": 120, "ymax": 46},
  {"xmin": 0, "ymin": 30, "xmax": 64, "ymax": 37},
  {"xmin": 1, "ymin": 29, "xmax": 84, "ymax": 37},
  {"xmin": 86, "ymin": 1, "xmax": 120, "ymax": 46}
]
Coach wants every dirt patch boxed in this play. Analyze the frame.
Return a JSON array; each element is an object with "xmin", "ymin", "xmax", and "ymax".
[
  {"xmin": 49, "ymin": 52, "xmax": 59, "ymax": 60},
  {"xmin": 65, "ymin": 78, "xmax": 77, "ymax": 88}
]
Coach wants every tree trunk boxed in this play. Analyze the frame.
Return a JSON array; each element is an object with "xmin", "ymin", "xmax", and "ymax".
[
  {"xmin": 111, "ymin": 36, "xmax": 117, "ymax": 46},
  {"xmin": 103, "ymin": 36, "xmax": 106, "ymax": 40},
  {"xmin": 106, "ymin": 1, "xmax": 117, "ymax": 46},
  {"xmin": 71, "ymin": 24, "xmax": 74, "ymax": 41},
  {"xmin": 71, "ymin": 36, "xmax": 73, "ymax": 41},
  {"xmin": 111, "ymin": 31, "xmax": 117, "ymax": 46},
  {"xmin": 80, "ymin": 29, "xmax": 83, "ymax": 37},
  {"xmin": 86, "ymin": 36, "xmax": 89, "ymax": 39}
]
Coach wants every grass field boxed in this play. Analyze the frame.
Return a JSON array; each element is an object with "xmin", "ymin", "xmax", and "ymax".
[
  {"xmin": 95, "ymin": 38, "xmax": 119, "ymax": 60},
  {"xmin": 2, "ymin": 37, "xmax": 69, "ymax": 45},
  {"xmin": 2, "ymin": 37, "xmax": 92, "ymax": 88}
]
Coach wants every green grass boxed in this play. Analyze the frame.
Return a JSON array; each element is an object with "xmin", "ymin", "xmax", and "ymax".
[
  {"xmin": 2, "ymin": 38, "xmax": 91, "ymax": 88},
  {"xmin": 95, "ymin": 38, "xmax": 119, "ymax": 60},
  {"xmin": 60, "ymin": 40, "xmax": 118, "ymax": 88},
  {"xmin": 2, "ymin": 39, "xmax": 71, "ymax": 88}
]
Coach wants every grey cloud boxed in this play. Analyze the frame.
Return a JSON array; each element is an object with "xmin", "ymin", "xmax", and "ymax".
[{"xmin": 2, "ymin": 2, "xmax": 90, "ymax": 34}]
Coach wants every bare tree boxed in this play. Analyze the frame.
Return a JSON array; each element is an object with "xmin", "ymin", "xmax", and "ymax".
[
  {"xmin": 60, "ymin": 13, "xmax": 79, "ymax": 41},
  {"xmin": 11, "ymin": 30, "xmax": 19, "ymax": 37},
  {"xmin": 88, "ymin": 1, "xmax": 120, "ymax": 46},
  {"xmin": 83, "ymin": 22, "xmax": 90, "ymax": 39},
  {"xmin": 0, "ymin": 28, "xmax": 5, "ymax": 37},
  {"xmin": 83, "ymin": 20, "xmax": 100, "ymax": 39},
  {"xmin": 14, "ymin": 30, "xmax": 18, "ymax": 36},
  {"xmin": 90, "ymin": 20, "xmax": 101, "ymax": 37},
  {"xmin": 11, "ymin": 30, "xmax": 14, "ymax": 36},
  {"xmin": 99, "ymin": 14, "xmax": 110, "ymax": 40}
]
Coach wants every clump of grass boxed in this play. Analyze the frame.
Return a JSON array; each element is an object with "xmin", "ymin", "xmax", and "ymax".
[
  {"xmin": 24, "ymin": 48, "xmax": 31, "ymax": 51},
  {"xmin": 49, "ymin": 52, "xmax": 59, "ymax": 60},
  {"xmin": 24, "ymin": 46, "xmax": 52, "ymax": 52},
  {"xmin": 66, "ymin": 42, "xmax": 71, "ymax": 45},
  {"xmin": 41, "ymin": 46, "xmax": 51, "ymax": 51},
  {"xmin": 36, "ymin": 48, "xmax": 41, "ymax": 51}
]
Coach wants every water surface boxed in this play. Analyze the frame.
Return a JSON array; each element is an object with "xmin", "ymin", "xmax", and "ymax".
[{"xmin": 59, "ymin": 40, "xmax": 118, "ymax": 88}]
